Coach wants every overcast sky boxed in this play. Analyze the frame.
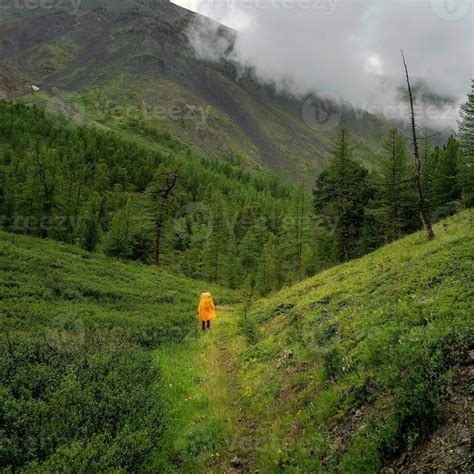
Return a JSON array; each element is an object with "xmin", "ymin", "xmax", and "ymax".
[{"xmin": 172, "ymin": 0, "xmax": 473, "ymax": 129}]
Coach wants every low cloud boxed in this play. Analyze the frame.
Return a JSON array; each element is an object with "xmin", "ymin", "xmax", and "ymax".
[{"xmin": 174, "ymin": 0, "xmax": 473, "ymax": 131}]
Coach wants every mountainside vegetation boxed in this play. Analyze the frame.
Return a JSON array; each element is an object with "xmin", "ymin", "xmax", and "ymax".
[
  {"xmin": 0, "ymin": 101, "xmax": 321, "ymax": 292},
  {"xmin": 2, "ymin": 211, "xmax": 471, "ymax": 472},
  {"xmin": 0, "ymin": 0, "xmax": 390, "ymax": 169},
  {"xmin": 314, "ymin": 126, "xmax": 471, "ymax": 265},
  {"xmin": 0, "ymin": 90, "xmax": 471, "ymax": 295},
  {"xmin": 226, "ymin": 210, "xmax": 473, "ymax": 472},
  {"xmin": 0, "ymin": 229, "xmax": 236, "ymax": 471}
]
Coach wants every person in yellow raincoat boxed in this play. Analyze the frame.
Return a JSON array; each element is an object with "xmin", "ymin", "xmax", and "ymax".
[{"xmin": 197, "ymin": 292, "xmax": 216, "ymax": 330}]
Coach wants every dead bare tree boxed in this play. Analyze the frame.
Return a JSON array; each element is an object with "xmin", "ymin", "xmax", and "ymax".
[{"xmin": 401, "ymin": 50, "xmax": 435, "ymax": 241}]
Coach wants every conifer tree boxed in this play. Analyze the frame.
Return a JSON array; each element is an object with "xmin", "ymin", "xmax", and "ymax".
[
  {"xmin": 239, "ymin": 226, "xmax": 260, "ymax": 279},
  {"xmin": 458, "ymin": 80, "xmax": 474, "ymax": 206},
  {"xmin": 378, "ymin": 129, "xmax": 415, "ymax": 241},
  {"xmin": 401, "ymin": 51, "xmax": 435, "ymax": 240},
  {"xmin": 82, "ymin": 193, "xmax": 101, "ymax": 252},
  {"xmin": 256, "ymin": 233, "xmax": 279, "ymax": 295},
  {"xmin": 145, "ymin": 166, "xmax": 182, "ymax": 266},
  {"xmin": 422, "ymin": 145, "xmax": 440, "ymax": 216},
  {"xmin": 202, "ymin": 194, "xmax": 229, "ymax": 283},
  {"xmin": 313, "ymin": 127, "xmax": 370, "ymax": 262},
  {"xmin": 432, "ymin": 137, "xmax": 461, "ymax": 210},
  {"xmin": 104, "ymin": 204, "xmax": 134, "ymax": 259}
]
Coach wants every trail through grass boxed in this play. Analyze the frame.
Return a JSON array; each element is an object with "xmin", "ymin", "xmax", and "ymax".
[
  {"xmin": 155, "ymin": 211, "xmax": 473, "ymax": 473},
  {"xmin": 155, "ymin": 306, "xmax": 257, "ymax": 472}
]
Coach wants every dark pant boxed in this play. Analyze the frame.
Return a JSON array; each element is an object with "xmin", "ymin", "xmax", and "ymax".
[{"xmin": 202, "ymin": 320, "xmax": 211, "ymax": 330}]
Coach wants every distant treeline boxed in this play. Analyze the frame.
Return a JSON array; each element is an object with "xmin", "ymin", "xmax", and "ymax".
[
  {"xmin": 1, "ymin": 80, "xmax": 473, "ymax": 292},
  {"xmin": 0, "ymin": 102, "xmax": 318, "ymax": 294}
]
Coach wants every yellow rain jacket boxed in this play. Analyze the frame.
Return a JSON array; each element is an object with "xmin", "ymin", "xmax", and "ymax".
[{"xmin": 197, "ymin": 292, "xmax": 216, "ymax": 322}]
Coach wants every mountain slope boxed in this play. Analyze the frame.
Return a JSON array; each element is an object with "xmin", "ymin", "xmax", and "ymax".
[
  {"xmin": 0, "ymin": 229, "xmax": 236, "ymax": 471},
  {"xmin": 0, "ymin": 0, "xmax": 389, "ymax": 170},
  {"xmin": 0, "ymin": 209, "xmax": 472, "ymax": 472},
  {"xmin": 226, "ymin": 210, "xmax": 473, "ymax": 471}
]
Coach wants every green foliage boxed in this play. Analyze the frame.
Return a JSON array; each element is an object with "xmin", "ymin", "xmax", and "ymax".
[
  {"xmin": 0, "ymin": 101, "xmax": 318, "ymax": 292},
  {"xmin": 315, "ymin": 123, "xmax": 472, "ymax": 264},
  {"xmin": 236, "ymin": 211, "xmax": 474, "ymax": 471},
  {"xmin": 458, "ymin": 79, "xmax": 474, "ymax": 207},
  {"xmin": 431, "ymin": 137, "xmax": 462, "ymax": 211},
  {"xmin": 1, "ymin": 338, "xmax": 162, "ymax": 472},
  {"xmin": 314, "ymin": 127, "xmax": 371, "ymax": 262},
  {"xmin": 457, "ymin": 82, "xmax": 474, "ymax": 207},
  {"xmin": 376, "ymin": 129, "xmax": 417, "ymax": 241},
  {"xmin": 0, "ymin": 230, "xmax": 235, "ymax": 471}
]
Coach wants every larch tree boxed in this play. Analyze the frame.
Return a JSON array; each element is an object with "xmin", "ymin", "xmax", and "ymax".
[
  {"xmin": 421, "ymin": 144, "xmax": 440, "ymax": 216},
  {"xmin": 432, "ymin": 137, "xmax": 462, "ymax": 209},
  {"xmin": 145, "ymin": 165, "xmax": 182, "ymax": 266}
]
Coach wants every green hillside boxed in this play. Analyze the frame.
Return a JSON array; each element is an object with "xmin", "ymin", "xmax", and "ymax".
[
  {"xmin": 0, "ymin": 230, "xmax": 236, "ymax": 471},
  {"xmin": 0, "ymin": 101, "xmax": 322, "ymax": 292},
  {"xmin": 213, "ymin": 211, "xmax": 473, "ymax": 472},
  {"xmin": 0, "ymin": 208, "xmax": 472, "ymax": 473},
  {"xmin": 0, "ymin": 0, "xmax": 388, "ymax": 170}
]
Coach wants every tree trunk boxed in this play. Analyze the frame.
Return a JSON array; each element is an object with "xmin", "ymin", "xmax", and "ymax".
[
  {"xmin": 154, "ymin": 225, "xmax": 161, "ymax": 266},
  {"xmin": 401, "ymin": 51, "xmax": 435, "ymax": 241}
]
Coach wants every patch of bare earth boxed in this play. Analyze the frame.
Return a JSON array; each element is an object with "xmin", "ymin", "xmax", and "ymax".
[{"xmin": 382, "ymin": 363, "xmax": 474, "ymax": 474}]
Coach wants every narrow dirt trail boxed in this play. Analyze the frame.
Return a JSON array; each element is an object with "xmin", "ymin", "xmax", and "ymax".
[
  {"xmin": 203, "ymin": 306, "xmax": 258, "ymax": 473},
  {"xmin": 155, "ymin": 305, "xmax": 258, "ymax": 473}
]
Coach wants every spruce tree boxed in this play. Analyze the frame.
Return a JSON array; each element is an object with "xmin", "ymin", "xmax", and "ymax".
[
  {"xmin": 378, "ymin": 129, "xmax": 415, "ymax": 241},
  {"xmin": 458, "ymin": 80, "xmax": 474, "ymax": 206},
  {"xmin": 313, "ymin": 127, "xmax": 370, "ymax": 262},
  {"xmin": 431, "ymin": 137, "xmax": 462, "ymax": 211}
]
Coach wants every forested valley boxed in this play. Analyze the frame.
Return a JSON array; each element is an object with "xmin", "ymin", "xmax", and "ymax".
[
  {"xmin": 1, "ymin": 87, "xmax": 472, "ymax": 295},
  {"xmin": 1, "ymin": 2, "xmax": 473, "ymax": 469}
]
